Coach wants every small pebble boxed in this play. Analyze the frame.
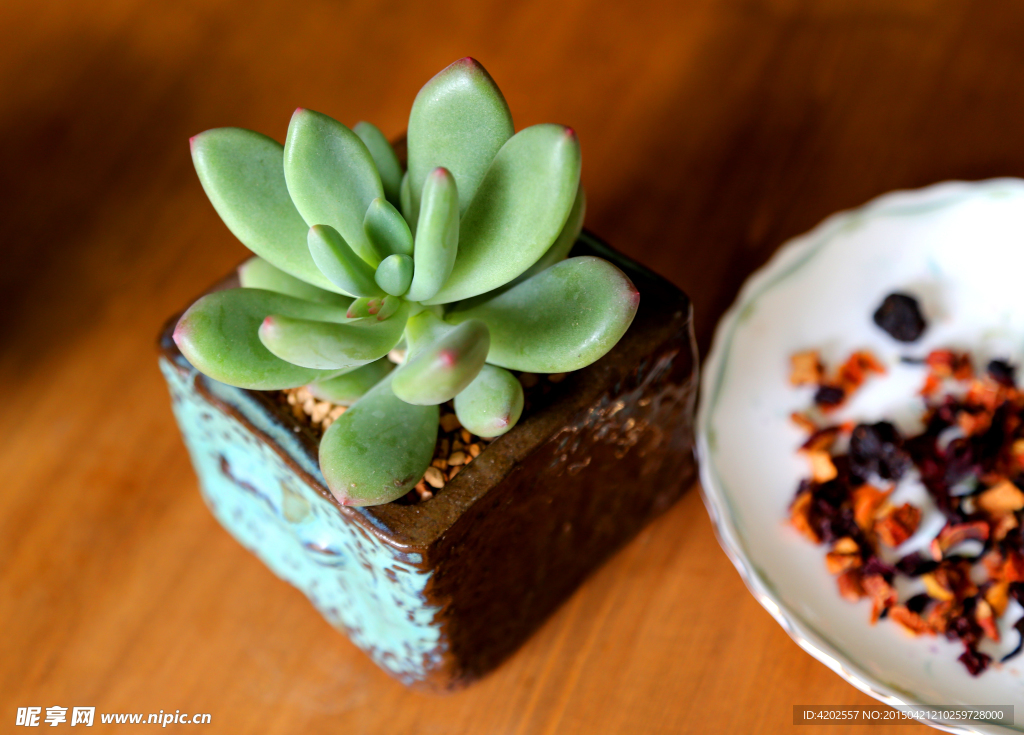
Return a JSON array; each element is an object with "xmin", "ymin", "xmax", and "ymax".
[
  {"xmin": 388, "ymin": 348, "xmax": 406, "ymax": 364},
  {"xmin": 448, "ymin": 451, "xmax": 467, "ymax": 466},
  {"xmin": 548, "ymin": 373, "xmax": 566, "ymax": 383},
  {"xmin": 440, "ymin": 413, "xmax": 462, "ymax": 432},
  {"xmin": 424, "ymin": 466, "xmax": 445, "ymax": 489},
  {"xmin": 431, "ymin": 458, "xmax": 448, "ymax": 469},
  {"xmin": 460, "ymin": 428, "xmax": 472, "ymax": 443},
  {"xmin": 469, "ymin": 443, "xmax": 481, "ymax": 457},
  {"xmin": 448, "ymin": 465, "xmax": 461, "ymax": 480},
  {"xmin": 328, "ymin": 405, "xmax": 346, "ymax": 420},
  {"xmin": 311, "ymin": 400, "xmax": 332, "ymax": 424},
  {"xmin": 519, "ymin": 372, "xmax": 539, "ymax": 388},
  {"xmin": 414, "ymin": 481, "xmax": 432, "ymax": 501}
]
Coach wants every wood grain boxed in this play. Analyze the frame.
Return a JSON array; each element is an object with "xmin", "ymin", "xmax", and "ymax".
[{"xmin": 4, "ymin": 0, "xmax": 1023, "ymax": 731}]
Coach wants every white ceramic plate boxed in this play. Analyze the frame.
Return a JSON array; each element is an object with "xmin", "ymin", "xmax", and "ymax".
[{"xmin": 697, "ymin": 180, "xmax": 1024, "ymax": 734}]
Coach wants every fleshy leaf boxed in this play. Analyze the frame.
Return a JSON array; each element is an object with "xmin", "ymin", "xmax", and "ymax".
[
  {"xmin": 284, "ymin": 108, "xmax": 383, "ymax": 266},
  {"xmin": 258, "ymin": 302, "xmax": 408, "ymax": 370},
  {"xmin": 402, "ymin": 310, "xmax": 454, "ymax": 356},
  {"xmin": 173, "ymin": 288, "xmax": 350, "ymax": 390},
  {"xmin": 320, "ymin": 374, "xmax": 438, "ymax": 506},
  {"xmin": 307, "ymin": 358, "xmax": 394, "ymax": 406},
  {"xmin": 450, "ymin": 184, "xmax": 587, "ymax": 312},
  {"xmin": 405, "ymin": 167, "xmax": 459, "ymax": 302},
  {"xmin": 391, "ymin": 319, "xmax": 489, "ymax": 405},
  {"xmin": 238, "ymin": 256, "xmax": 352, "ymax": 306},
  {"xmin": 190, "ymin": 128, "xmax": 343, "ymax": 293},
  {"xmin": 308, "ymin": 224, "xmax": 382, "ymax": 298},
  {"xmin": 363, "ymin": 197, "xmax": 413, "ymax": 257},
  {"xmin": 407, "ymin": 57, "xmax": 513, "ymax": 219},
  {"xmin": 454, "ymin": 364, "xmax": 524, "ymax": 437},
  {"xmin": 445, "ymin": 256, "xmax": 638, "ymax": 372},
  {"xmin": 353, "ymin": 122, "xmax": 403, "ymax": 207},
  {"xmin": 423, "ymin": 125, "xmax": 582, "ymax": 304},
  {"xmin": 511, "ymin": 184, "xmax": 586, "ymax": 285},
  {"xmin": 346, "ymin": 295, "xmax": 402, "ymax": 320},
  {"xmin": 399, "ymin": 170, "xmax": 414, "ymax": 225},
  {"xmin": 374, "ymin": 254, "xmax": 414, "ymax": 296}
]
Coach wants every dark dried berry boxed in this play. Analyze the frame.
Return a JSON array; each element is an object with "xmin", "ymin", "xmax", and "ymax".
[
  {"xmin": 958, "ymin": 646, "xmax": 991, "ymax": 676},
  {"xmin": 873, "ymin": 292, "xmax": 927, "ymax": 342},
  {"xmin": 943, "ymin": 437, "xmax": 977, "ymax": 485},
  {"xmin": 850, "ymin": 422, "xmax": 910, "ymax": 480},
  {"xmin": 895, "ymin": 552, "xmax": 939, "ymax": 577},
  {"xmin": 986, "ymin": 359, "xmax": 1016, "ymax": 387},
  {"xmin": 948, "ymin": 613, "xmax": 982, "ymax": 647},
  {"xmin": 813, "ymin": 479, "xmax": 847, "ymax": 509},
  {"xmin": 862, "ymin": 556, "xmax": 896, "ymax": 581},
  {"xmin": 905, "ymin": 593, "xmax": 931, "ymax": 614},
  {"xmin": 814, "ymin": 384, "xmax": 845, "ymax": 407}
]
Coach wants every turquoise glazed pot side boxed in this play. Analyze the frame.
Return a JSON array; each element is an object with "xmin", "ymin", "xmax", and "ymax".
[{"xmin": 159, "ymin": 356, "xmax": 445, "ymax": 683}]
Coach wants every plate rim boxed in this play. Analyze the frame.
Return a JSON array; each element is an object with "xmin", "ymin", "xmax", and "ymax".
[{"xmin": 696, "ymin": 178, "xmax": 1024, "ymax": 735}]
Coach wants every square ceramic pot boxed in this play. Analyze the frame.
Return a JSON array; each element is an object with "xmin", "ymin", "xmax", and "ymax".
[{"xmin": 158, "ymin": 232, "xmax": 698, "ymax": 691}]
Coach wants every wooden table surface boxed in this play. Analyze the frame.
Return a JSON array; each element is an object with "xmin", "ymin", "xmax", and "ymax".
[{"xmin": 3, "ymin": 1, "xmax": 1023, "ymax": 732}]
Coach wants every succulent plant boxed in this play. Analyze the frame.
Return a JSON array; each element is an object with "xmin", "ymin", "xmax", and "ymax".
[{"xmin": 174, "ymin": 58, "xmax": 640, "ymax": 506}]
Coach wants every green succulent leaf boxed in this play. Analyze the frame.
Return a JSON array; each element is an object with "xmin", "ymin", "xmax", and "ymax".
[
  {"xmin": 374, "ymin": 253, "xmax": 414, "ymax": 296},
  {"xmin": 423, "ymin": 124, "xmax": 582, "ymax": 304},
  {"xmin": 402, "ymin": 310, "xmax": 454, "ymax": 356},
  {"xmin": 450, "ymin": 184, "xmax": 587, "ymax": 312},
  {"xmin": 405, "ymin": 167, "xmax": 459, "ymax": 303},
  {"xmin": 345, "ymin": 294, "xmax": 402, "ymax": 320},
  {"xmin": 307, "ymin": 358, "xmax": 395, "ymax": 406},
  {"xmin": 284, "ymin": 108, "xmax": 383, "ymax": 266},
  {"xmin": 258, "ymin": 302, "xmax": 409, "ymax": 370},
  {"xmin": 391, "ymin": 319, "xmax": 490, "ymax": 405},
  {"xmin": 173, "ymin": 288, "xmax": 350, "ymax": 390},
  {"xmin": 320, "ymin": 374, "xmax": 439, "ymax": 506},
  {"xmin": 237, "ymin": 256, "xmax": 352, "ymax": 306},
  {"xmin": 511, "ymin": 184, "xmax": 586, "ymax": 285},
  {"xmin": 353, "ymin": 121, "xmax": 403, "ymax": 207},
  {"xmin": 399, "ymin": 170, "xmax": 414, "ymax": 226},
  {"xmin": 445, "ymin": 256, "xmax": 638, "ymax": 372},
  {"xmin": 308, "ymin": 224, "xmax": 383, "ymax": 298},
  {"xmin": 407, "ymin": 57, "xmax": 513, "ymax": 219},
  {"xmin": 190, "ymin": 128, "xmax": 344, "ymax": 294},
  {"xmin": 454, "ymin": 364, "xmax": 524, "ymax": 438},
  {"xmin": 363, "ymin": 197, "xmax": 413, "ymax": 258}
]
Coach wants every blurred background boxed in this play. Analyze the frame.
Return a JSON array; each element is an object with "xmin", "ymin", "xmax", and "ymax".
[{"xmin": 3, "ymin": 1, "xmax": 1024, "ymax": 733}]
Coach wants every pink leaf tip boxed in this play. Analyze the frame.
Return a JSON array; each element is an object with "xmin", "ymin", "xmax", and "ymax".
[
  {"xmin": 438, "ymin": 349, "xmax": 457, "ymax": 368},
  {"xmin": 171, "ymin": 317, "xmax": 189, "ymax": 347}
]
